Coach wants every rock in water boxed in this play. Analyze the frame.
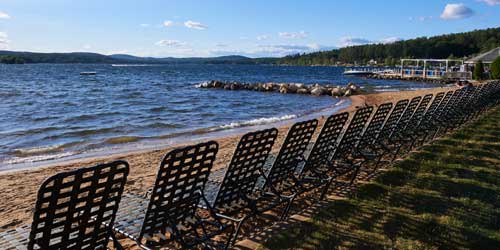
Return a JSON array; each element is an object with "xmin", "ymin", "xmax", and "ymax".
[
  {"xmin": 297, "ymin": 88, "xmax": 309, "ymax": 94},
  {"xmin": 311, "ymin": 86, "xmax": 326, "ymax": 96},
  {"xmin": 279, "ymin": 85, "xmax": 289, "ymax": 94},
  {"xmin": 331, "ymin": 87, "xmax": 343, "ymax": 96}
]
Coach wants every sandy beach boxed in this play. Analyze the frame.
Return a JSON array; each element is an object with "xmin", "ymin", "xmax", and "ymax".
[{"xmin": 0, "ymin": 86, "xmax": 457, "ymax": 237}]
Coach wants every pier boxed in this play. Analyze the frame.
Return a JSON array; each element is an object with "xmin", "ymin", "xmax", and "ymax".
[{"xmin": 349, "ymin": 58, "xmax": 472, "ymax": 83}]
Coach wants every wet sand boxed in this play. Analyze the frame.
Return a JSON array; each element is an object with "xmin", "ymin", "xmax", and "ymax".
[{"xmin": 0, "ymin": 86, "xmax": 456, "ymax": 239}]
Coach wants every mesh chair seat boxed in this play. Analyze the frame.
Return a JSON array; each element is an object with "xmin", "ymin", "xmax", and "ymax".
[
  {"xmin": 112, "ymin": 194, "xmax": 148, "ymax": 241},
  {"xmin": 0, "ymin": 226, "xmax": 30, "ymax": 250}
]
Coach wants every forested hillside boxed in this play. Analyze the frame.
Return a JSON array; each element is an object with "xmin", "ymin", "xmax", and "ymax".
[{"xmin": 279, "ymin": 27, "xmax": 500, "ymax": 65}]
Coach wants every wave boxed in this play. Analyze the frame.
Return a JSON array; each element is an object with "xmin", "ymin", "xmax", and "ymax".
[
  {"xmin": 218, "ymin": 114, "xmax": 297, "ymax": 129},
  {"xmin": 104, "ymin": 136, "xmax": 144, "ymax": 145},
  {"xmin": 4, "ymin": 152, "xmax": 77, "ymax": 165},
  {"xmin": 11, "ymin": 141, "xmax": 83, "ymax": 157},
  {"xmin": 111, "ymin": 64, "xmax": 155, "ymax": 67}
]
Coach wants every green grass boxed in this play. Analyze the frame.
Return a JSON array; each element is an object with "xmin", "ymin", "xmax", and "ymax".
[{"xmin": 262, "ymin": 108, "xmax": 500, "ymax": 250}]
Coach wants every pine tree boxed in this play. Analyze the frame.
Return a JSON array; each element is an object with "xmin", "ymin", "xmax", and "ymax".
[
  {"xmin": 473, "ymin": 60, "xmax": 485, "ymax": 80},
  {"xmin": 490, "ymin": 56, "xmax": 500, "ymax": 80}
]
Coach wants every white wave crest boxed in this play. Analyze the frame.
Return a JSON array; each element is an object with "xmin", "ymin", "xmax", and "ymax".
[
  {"xmin": 4, "ymin": 152, "xmax": 76, "ymax": 164},
  {"xmin": 219, "ymin": 114, "xmax": 297, "ymax": 129}
]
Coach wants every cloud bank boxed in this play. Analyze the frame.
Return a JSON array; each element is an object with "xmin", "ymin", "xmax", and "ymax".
[{"xmin": 279, "ymin": 31, "xmax": 308, "ymax": 39}]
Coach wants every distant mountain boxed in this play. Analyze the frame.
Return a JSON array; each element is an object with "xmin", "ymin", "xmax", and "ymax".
[{"xmin": 0, "ymin": 50, "xmax": 278, "ymax": 64}]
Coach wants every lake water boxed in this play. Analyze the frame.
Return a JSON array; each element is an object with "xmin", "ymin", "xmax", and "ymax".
[{"xmin": 0, "ymin": 64, "xmax": 444, "ymax": 169}]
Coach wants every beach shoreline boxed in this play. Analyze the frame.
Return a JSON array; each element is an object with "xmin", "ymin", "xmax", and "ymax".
[{"xmin": 0, "ymin": 86, "xmax": 457, "ymax": 233}]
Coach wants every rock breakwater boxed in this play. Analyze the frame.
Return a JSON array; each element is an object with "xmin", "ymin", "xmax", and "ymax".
[{"xmin": 197, "ymin": 80, "xmax": 366, "ymax": 97}]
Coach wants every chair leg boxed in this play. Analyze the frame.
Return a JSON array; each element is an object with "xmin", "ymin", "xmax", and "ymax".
[
  {"xmin": 230, "ymin": 217, "xmax": 250, "ymax": 247},
  {"xmin": 280, "ymin": 195, "xmax": 296, "ymax": 220},
  {"xmin": 349, "ymin": 166, "xmax": 360, "ymax": 185},
  {"xmin": 320, "ymin": 178, "xmax": 334, "ymax": 200}
]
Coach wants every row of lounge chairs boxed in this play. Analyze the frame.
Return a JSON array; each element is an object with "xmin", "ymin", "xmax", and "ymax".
[{"xmin": 1, "ymin": 81, "xmax": 498, "ymax": 250}]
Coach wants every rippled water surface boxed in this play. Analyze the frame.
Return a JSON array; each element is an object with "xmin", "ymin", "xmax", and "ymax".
[{"xmin": 0, "ymin": 64, "xmax": 443, "ymax": 167}]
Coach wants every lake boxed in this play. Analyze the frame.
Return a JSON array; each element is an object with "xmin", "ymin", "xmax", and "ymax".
[{"xmin": 0, "ymin": 63, "xmax": 444, "ymax": 168}]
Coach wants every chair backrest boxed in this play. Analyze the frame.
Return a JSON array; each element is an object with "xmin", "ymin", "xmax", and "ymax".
[
  {"xmin": 28, "ymin": 161, "xmax": 129, "ymax": 250},
  {"xmin": 378, "ymin": 99, "xmax": 409, "ymax": 141},
  {"xmin": 405, "ymin": 94, "xmax": 433, "ymax": 131},
  {"xmin": 301, "ymin": 112, "xmax": 349, "ymax": 176},
  {"xmin": 332, "ymin": 106, "xmax": 373, "ymax": 159},
  {"xmin": 441, "ymin": 88, "xmax": 467, "ymax": 120},
  {"xmin": 432, "ymin": 91, "xmax": 455, "ymax": 120},
  {"xmin": 140, "ymin": 141, "xmax": 218, "ymax": 241},
  {"xmin": 390, "ymin": 96, "xmax": 421, "ymax": 137},
  {"xmin": 265, "ymin": 119, "xmax": 318, "ymax": 193},
  {"xmin": 423, "ymin": 92, "xmax": 445, "ymax": 119},
  {"xmin": 357, "ymin": 102, "xmax": 393, "ymax": 149},
  {"xmin": 213, "ymin": 128, "xmax": 278, "ymax": 211}
]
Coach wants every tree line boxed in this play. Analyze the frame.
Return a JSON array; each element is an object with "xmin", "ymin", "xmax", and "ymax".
[{"xmin": 279, "ymin": 27, "xmax": 500, "ymax": 66}]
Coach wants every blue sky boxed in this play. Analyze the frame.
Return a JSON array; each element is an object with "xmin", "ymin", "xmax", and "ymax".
[{"xmin": 0, "ymin": 0, "xmax": 499, "ymax": 57}]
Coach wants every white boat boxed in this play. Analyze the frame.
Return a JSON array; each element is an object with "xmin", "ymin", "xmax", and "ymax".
[
  {"xmin": 80, "ymin": 72, "xmax": 96, "ymax": 75},
  {"xmin": 343, "ymin": 69, "xmax": 374, "ymax": 76}
]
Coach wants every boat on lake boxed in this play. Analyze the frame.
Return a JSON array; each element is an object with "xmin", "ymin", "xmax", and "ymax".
[{"xmin": 343, "ymin": 69, "xmax": 374, "ymax": 76}]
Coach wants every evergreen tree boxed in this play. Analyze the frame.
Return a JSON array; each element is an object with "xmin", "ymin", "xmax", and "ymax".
[
  {"xmin": 473, "ymin": 60, "xmax": 485, "ymax": 80},
  {"xmin": 490, "ymin": 56, "xmax": 500, "ymax": 80}
]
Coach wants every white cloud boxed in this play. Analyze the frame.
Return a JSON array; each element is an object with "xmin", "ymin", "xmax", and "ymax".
[
  {"xmin": 409, "ymin": 16, "xmax": 434, "ymax": 22},
  {"xmin": 163, "ymin": 20, "xmax": 174, "ymax": 27},
  {"xmin": 339, "ymin": 36, "xmax": 403, "ymax": 47},
  {"xmin": 82, "ymin": 44, "xmax": 92, "ymax": 50},
  {"xmin": 0, "ymin": 32, "xmax": 9, "ymax": 49},
  {"xmin": 140, "ymin": 23, "xmax": 150, "ymax": 27},
  {"xmin": 257, "ymin": 35, "xmax": 270, "ymax": 41},
  {"xmin": 340, "ymin": 37, "xmax": 373, "ymax": 47},
  {"xmin": 381, "ymin": 37, "xmax": 402, "ymax": 44},
  {"xmin": 279, "ymin": 31, "xmax": 308, "ymax": 39},
  {"xmin": 155, "ymin": 39, "xmax": 187, "ymax": 47},
  {"xmin": 0, "ymin": 11, "xmax": 10, "ymax": 19},
  {"xmin": 440, "ymin": 3, "xmax": 474, "ymax": 20},
  {"xmin": 478, "ymin": 0, "xmax": 500, "ymax": 5},
  {"xmin": 184, "ymin": 20, "xmax": 207, "ymax": 30}
]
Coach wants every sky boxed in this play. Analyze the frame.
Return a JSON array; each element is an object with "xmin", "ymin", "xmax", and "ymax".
[{"xmin": 0, "ymin": 0, "xmax": 499, "ymax": 58}]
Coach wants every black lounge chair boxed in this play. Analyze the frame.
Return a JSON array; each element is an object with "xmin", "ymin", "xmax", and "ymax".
[
  {"xmin": 411, "ymin": 92, "xmax": 446, "ymax": 148},
  {"xmin": 263, "ymin": 119, "xmax": 318, "ymax": 218},
  {"xmin": 111, "ymin": 141, "xmax": 233, "ymax": 250},
  {"xmin": 369, "ymin": 99, "xmax": 410, "ymax": 167},
  {"xmin": 353, "ymin": 102, "xmax": 393, "ymax": 171},
  {"xmin": 0, "ymin": 161, "xmax": 129, "ymax": 250},
  {"xmin": 421, "ymin": 91, "xmax": 454, "ymax": 144},
  {"xmin": 431, "ymin": 89, "xmax": 467, "ymax": 139},
  {"xmin": 298, "ymin": 112, "xmax": 350, "ymax": 199},
  {"xmin": 391, "ymin": 94, "xmax": 433, "ymax": 159},
  {"xmin": 211, "ymin": 128, "xmax": 279, "ymax": 246},
  {"xmin": 329, "ymin": 106, "xmax": 373, "ymax": 184},
  {"xmin": 382, "ymin": 96, "xmax": 422, "ymax": 162}
]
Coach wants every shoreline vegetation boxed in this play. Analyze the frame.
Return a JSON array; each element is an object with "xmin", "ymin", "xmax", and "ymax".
[
  {"xmin": 1, "ymin": 27, "xmax": 498, "ymax": 66},
  {"xmin": 0, "ymin": 86, "xmax": 458, "ymax": 238}
]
